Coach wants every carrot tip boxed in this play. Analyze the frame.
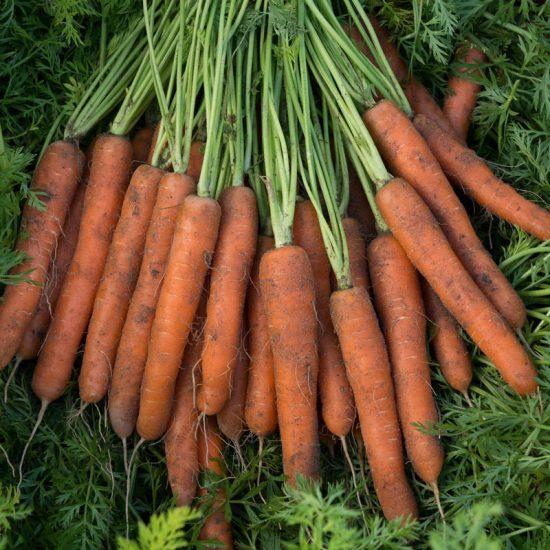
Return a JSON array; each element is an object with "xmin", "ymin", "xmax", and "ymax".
[
  {"xmin": 4, "ymin": 356, "xmax": 23, "ymax": 404},
  {"xmin": 462, "ymin": 390, "xmax": 473, "ymax": 408},
  {"xmin": 430, "ymin": 481, "xmax": 445, "ymax": 521}
]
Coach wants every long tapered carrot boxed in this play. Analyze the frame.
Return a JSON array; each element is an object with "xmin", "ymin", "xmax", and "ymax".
[
  {"xmin": 109, "ymin": 173, "xmax": 194, "ymax": 439},
  {"xmin": 293, "ymin": 201, "xmax": 354, "ymax": 438},
  {"xmin": 414, "ymin": 114, "xmax": 550, "ymax": 241},
  {"xmin": 0, "ymin": 140, "xmax": 83, "ymax": 370},
  {"xmin": 368, "ymin": 233, "xmax": 444, "ymax": 504},
  {"xmin": 137, "ymin": 195, "xmax": 221, "ymax": 441},
  {"xmin": 342, "ymin": 217, "xmax": 369, "ymax": 290},
  {"xmin": 32, "ymin": 134, "xmax": 133, "ymax": 404},
  {"xmin": 364, "ymin": 100, "xmax": 526, "ymax": 328},
  {"xmin": 376, "ymin": 178, "xmax": 538, "ymax": 396},
  {"xmin": 197, "ymin": 186, "xmax": 258, "ymax": 415},
  {"xmin": 78, "ymin": 164, "xmax": 165, "ymax": 404},
  {"xmin": 131, "ymin": 127, "xmax": 155, "ymax": 168},
  {"xmin": 330, "ymin": 286, "xmax": 418, "ymax": 521},
  {"xmin": 244, "ymin": 235, "xmax": 277, "ymax": 439},
  {"xmin": 443, "ymin": 45, "xmax": 486, "ymax": 141},
  {"xmin": 198, "ymin": 416, "xmax": 234, "ymax": 550},
  {"xmin": 422, "ymin": 279, "xmax": 472, "ymax": 401},
  {"xmin": 259, "ymin": 245, "xmax": 320, "ymax": 484}
]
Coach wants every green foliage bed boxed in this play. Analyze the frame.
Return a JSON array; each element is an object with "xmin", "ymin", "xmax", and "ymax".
[{"xmin": 1, "ymin": 1, "xmax": 549, "ymax": 547}]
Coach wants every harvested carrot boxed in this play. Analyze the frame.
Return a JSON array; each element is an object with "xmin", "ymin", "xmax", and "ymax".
[
  {"xmin": 131, "ymin": 127, "xmax": 154, "ymax": 168},
  {"xmin": 376, "ymin": 178, "xmax": 538, "ymax": 396},
  {"xmin": 197, "ymin": 186, "xmax": 257, "ymax": 416},
  {"xmin": 364, "ymin": 100, "xmax": 526, "ymax": 328},
  {"xmin": 368, "ymin": 233, "xmax": 444, "ymax": 511},
  {"xmin": 109, "ymin": 172, "xmax": 194, "ymax": 439},
  {"xmin": 198, "ymin": 416, "xmax": 233, "ymax": 550},
  {"xmin": 0, "ymin": 140, "xmax": 83, "ymax": 370},
  {"xmin": 188, "ymin": 141, "xmax": 205, "ymax": 180},
  {"xmin": 32, "ymin": 134, "xmax": 133, "ymax": 403},
  {"xmin": 244, "ymin": 236, "xmax": 277, "ymax": 439},
  {"xmin": 414, "ymin": 114, "xmax": 550, "ymax": 241},
  {"xmin": 331, "ymin": 286, "xmax": 418, "ymax": 521},
  {"xmin": 78, "ymin": 164, "xmax": 164, "ymax": 404},
  {"xmin": 443, "ymin": 44, "xmax": 487, "ymax": 141},
  {"xmin": 137, "ymin": 195, "xmax": 221, "ymax": 441},
  {"xmin": 259, "ymin": 245, "xmax": 320, "ymax": 484},
  {"xmin": 422, "ymin": 279, "xmax": 472, "ymax": 402},
  {"xmin": 342, "ymin": 217, "xmax": 370, "ymax": 290}
]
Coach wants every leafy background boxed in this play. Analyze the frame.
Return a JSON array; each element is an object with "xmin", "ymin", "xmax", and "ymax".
[{"xmin": 0, "ymin": 0, "xmax": 549, "ymax": 547}]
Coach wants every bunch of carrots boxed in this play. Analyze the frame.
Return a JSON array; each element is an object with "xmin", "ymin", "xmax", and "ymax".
[{"xmin": 1, "ymin": 1, "xmax": 548, "ymax": 546}]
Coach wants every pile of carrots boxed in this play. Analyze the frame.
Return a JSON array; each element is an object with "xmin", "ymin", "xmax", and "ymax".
[{"xmin": 1, "ymin": 1, "xmax": 549, "ymax": 546}]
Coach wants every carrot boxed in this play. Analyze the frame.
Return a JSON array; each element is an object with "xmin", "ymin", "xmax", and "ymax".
[
  {"xmin": 330, "ymin": 286, "xmax": 418, "ymax": 521},
  {"xmin": 422, "ymin": 279, "xmax": 472, "ymax": 401},
  {"xmin": 364, "ymin": 100, "xmax": 526, "ymax": 328},
  {"xmin": 78, "ymin": 164, "xmax": 164, "ymax": 404},
  {"xmin": 131, "ymin": 127, "xmax": 154, "ymax": 168},
  {"xmin": 368, "ymin": 233, "xmax": 444, "ymax": 512},
  {"xmin": 259, "ymin": 245, "xmax": 320, "ymax": 483},
  {"xmin": 137, "ymin": 195, "xmax": 221, "ymax": 440},
  {"xmin": 244, "ymin": 236, "xmax": 277, "ymax": 439},
  {"xmin": 414, "ymin": 114, "xmax": 550, "ymax": 242},
  {"xmin": 108, "ymin": 172, "xmax": 195, "ymax": 439},
  {"xmin": 376, "ymin": 178, "xmax": 538, "ymax": 396},
  {"xmin": 442, "ymin": 44, "xmax": 486, "ymax": 141},
  {"xmin": 342, "ymin": 218, "xmax": 369, "ymax": 290},
  {"xmin": 293, "ymin": 201, "xmax": 354, "ymax": 438},
  {"xmin": 0, "ymin": 140, "xmax": 83, "ymax": 370},
  {"xmin": 146, "ymin": 123, "xmax": 160, "ymax": 165},
  {"xmin": 187, "ymin": 141, "xmax": 205, "ymax": 180},
  {"xmin": 197, "ymin": 186, "xmax": 257, "ymax": 416},
  {"xmin": 198, "ymin": 416, "xmax": 233, "ymax": 550},
  {"xmin": 347, "ymin": 165, "xmax": 377, "ymax": 241},
  {"xmin": 31, "ymin": 134, "xmax": 133, "ymax": 404}
]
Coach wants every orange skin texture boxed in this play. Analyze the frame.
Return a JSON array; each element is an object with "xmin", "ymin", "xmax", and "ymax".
[
  {"xmin": 244, "ymin": 236, "xmax": 277, "ymax": 438},
  {"xmin": 368, "ymin": 233, "xmax": 444, "ymax": 485},
  {"xmin": 187, "ymin": 141, "xmax": 205, "ymax": 180},
  {"xmin": 422, "ymin": 279, "xmax": 472, "ymax": 395},
  {"xmin": 78, "ymin": 164, "xmax": 165, "ymax": 403},
  {"xmin": 32, "ymin": 134, "xmax": 132, "ymax": 402},
  {"xmin": 137, "ymin": 195, "xmax": 220, "ymax": 440},
  {"xmin": 109, "ymin": 172, "xmax": 194, "ymax": 439},
  {"xmin": 376, "ymin": 178, "xmax": 538, "ymax": 396},
  {"xmin": 443, "ymin": 45, "xmax": 487, "ymax": 141},
  {"xmin": 197, "ymin": 186, "xmax": 258, "ymax": 415},
  {"xmin": 293, "ymin": 201, "xmax": 354, "ymax": 437},
  {"xmin": 0, "ymin": 140, "xmax": 83, "ymax": 370},
  {"xmin": 259, "ymin": 245, "xmax": 320, "ymax": 484},
  {"xmin": 330, "ymin": 286, "xmax": 419, "ymax": 522},
  {"xmin": 198, "ymin": 416, "xmax": 234, "ymax": 550},
  {"xmin": 364, "ymin": 100, "xmax": 526, "ymax": 328},
  {"xmin": 342, "ymin": 218, "xmax": 370, "ymax": 290},
  {"xmin": 414, "ymin": 114, "xmax": 550, "ymax": 242},
  {"xmin": 131, "ymin": 127, "xmax": 154, "ymax": 170}
]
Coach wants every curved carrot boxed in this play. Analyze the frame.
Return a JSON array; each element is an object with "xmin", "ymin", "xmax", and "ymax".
[
  {"xmin": 376, "ymin": 178, "xmax": 538, "ymax": 396},
  {"xmin": 259, "ymin": 245, "xmax": 320, "ymax": 484},
  {"xmin": 109, "ymin": 172, "xmax": 194, "ymax": 439},
  {"xmin": 32, "ymin": 134, "xmax": 132, "ymax": 404},
  {"xmin": 293, "ymin": 201, "xmax": 354, "ymax": 438},
  {"xmin": 137, "ymin": 195, "xmax": 220, "ymax": 440},
  {"xmin": 330, "ymin": 286, "xmax": 418, "ymax": 521},
  {"xmin": 131, "ymin": 127, "xmax": 154, "ymax": 168},
  {"xmin": 368, "ymin": 233, "xmax": 444, "ymax": 495},
  {"xmin": 342, "ymin": 217, "xmax": 370, "ymax": 290},
  {"xmin": 443, "ymin": 45, "xmax": 486, "ymax": 141},
  {"xmin": 244, "ymin": 235, "xmax": 277, "ymax": 438},
  {"xmin": 414, "ymin": 114, "xmax": 550, "ymax": 241},
  {"xmin": 364, "ymin": 100, "xmax": 526, "ymax": 328},
  {"xmin": 79, "ymin": 164, "xmax": 164, "ymax": 403},
  {"xmin": 0, "ymin": 140, "xmax": 83, "ymax": 370},
  {"xmin": 197, "ymin": 186, "xmax": 257, "ymax": 415}
]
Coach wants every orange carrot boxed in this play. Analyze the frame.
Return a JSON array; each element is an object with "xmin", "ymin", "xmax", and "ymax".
[
  {"xmin": 259, "ymin": 245, "xmax": 320, "ymax": 484},
  {"xmin": 364, "ymin": 100, "xmax": 526, "ymax": 328},
  {"xmin": 32, "ymin": 134, "xmax": 133, "ymax": 404},
  {"xmin": 0, "ymin": 140, "xmax": 83, "ymax": 370},
  {"xmin": 376, "ymin": 178, "xmax": 538, "ymax": 396},
  {"xmin": 342, "ymin": 217, "xmax": 370, "ymax": 290},
  {"xmin": 131, "ymin": 127, "xmax": 154, "ymax": 168},
  {"xmin": 422, "ymin": 279, "xmax": 472, "ymax": 401},
  {"xmin": 197, "ymin": 186, "xmax": 257, "ymax": 415},
  {"xmin": 78, "ymin": 164, "xmax": 164, "ymax": 403},
  {"xmin": 414, "ymin": 114, "xmax": 550, "ymax": 241},
  {"xmin": 108, "ymin": 172, "xmax": 194, "ymax": 439},
  {"xmin": 443, "ymin": 44, "xmax": 486, "ymax": 141},
  {"xmin": 244, "ymin": 235, "xmax": 277, "ymax": 439},
  {"xmin": 137, "ymin": 195, "xmax": 220, "ymax": 440},
  {"xmin": 330, "ymin": 286, "xmax": 418, "ymax": 521},
  {"xmin": 187, "ymin": 141, "xmax": 205, "ymax": 180}
]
